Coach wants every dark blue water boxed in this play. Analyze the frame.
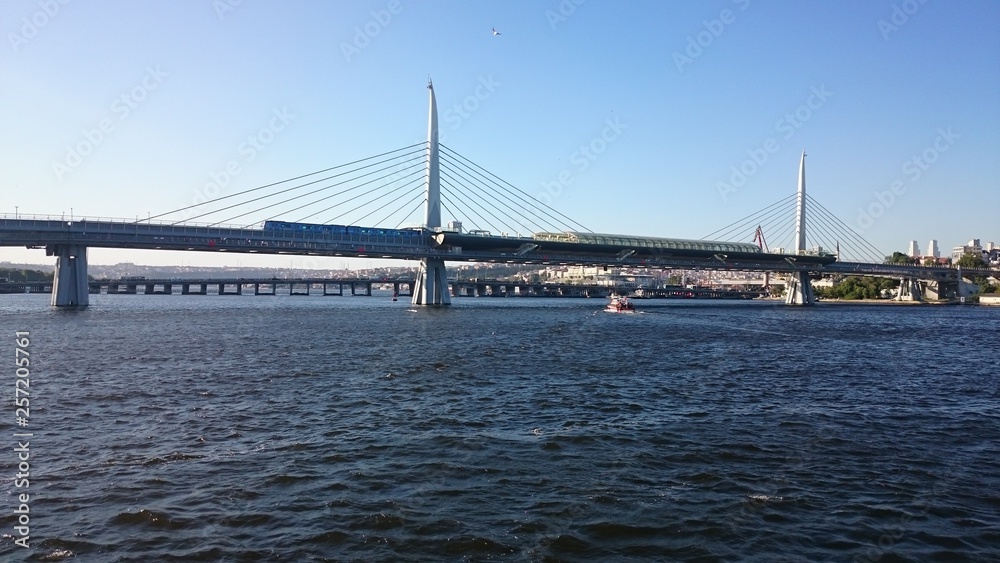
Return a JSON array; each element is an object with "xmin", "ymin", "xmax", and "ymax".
[{"xmin": 2, "ymin": 294, "xmax": 999, "ymax": 561}]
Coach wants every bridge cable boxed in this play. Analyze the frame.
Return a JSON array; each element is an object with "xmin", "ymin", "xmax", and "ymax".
[
  {"xmin": 393, "ymin": 197, "xmax": 428, "ymax": 230},
  {"xmin": 370, "ymin": 188, "xmax": 425, "ymax": 229},
  {"xmin": 702, "ymin": 193, "xmax": 796, "ymax": 240},
  {"xmin": 805, "ymin": 195, "xmax": 886, "ymax": 261},
  {"xmin": 439, "ymin": 151, "xmax": 564, "ymax": 234},
  {"xmin": 803, "ymin": 200, "xmax": 881, "ymax": 262},
  {"xmin": 440, "ymin": 146, "xmax": 587, "ymax": 233},
  {"xmin": 297, "ymin": 171, "xmax": 424, "ymax": 224},
  {"xmin": 713, "ymin": 200, "xmax": 793, "ymax": 240},
  {"xmin": 439, "ymin": 193, "xmax": 484, "ymax": 233},
  {"xmin": 216, "ymin": 159, "xmax": 425, "ymax": 227},
  {"xmin": 440, "ymin": 144, "xmax": 592, "ymax": 233},
  {"xmin": 720, "ymin": 197, "xmax": 796, "ymax": 244},
  {"xmin": 439, "ymin": 167, "xmax": 535, "ymax": 235},
  {"xmin": 278, "ymin": 164, "xmax": 425, "ymax": 224},
  {"xmin": 190, "ymin": 149, "xmax": 426, "ymax": 225},
  {"xmin": 440, "ymin": 176, "xmax": 504, "ymax": 234},
  {"xmin": 326, "ymin": 177, "xmax": 427, "ymax": 225},
  {"xmin": 438, "ymin": 200, "xmax": 473, "ymax": 231},
  {"xmin": 439, "ymin": 160, "xmax": 540, "ymax": 234},
  {"xmin": 151, "ymin": 142, "xmax": 426, "ymax": 222}
]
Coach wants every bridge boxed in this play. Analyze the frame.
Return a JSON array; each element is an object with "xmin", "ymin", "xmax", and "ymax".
[
  {"xmin": 1, "ymin": 81, "xmax": 995, "ymax": 308},
  {"xmin": 0, "ymin": 276, "xmax": 766, "ymax": 300}
]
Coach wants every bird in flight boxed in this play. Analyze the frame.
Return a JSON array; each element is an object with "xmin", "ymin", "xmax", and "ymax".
[{"xmin": 492, "ymin": 27, "xmax": 501, "ymax": 36}]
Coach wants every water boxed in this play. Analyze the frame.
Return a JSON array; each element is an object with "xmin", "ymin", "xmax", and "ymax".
[{"xmin": 1, "ymin": 294, "xmax": 998, "ymax": 561}]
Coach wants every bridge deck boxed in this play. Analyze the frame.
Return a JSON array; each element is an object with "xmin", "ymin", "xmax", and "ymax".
[{"xmin": 1, "ymin": 217, "xmax": 995, "ymax": 279}]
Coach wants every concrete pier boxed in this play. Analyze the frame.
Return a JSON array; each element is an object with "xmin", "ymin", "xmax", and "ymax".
[
  {"xmin": 182, "ymin": 283, "xmax": 207, "ymax": 295},
  {"xmin": 350, "ymin": 281, "xmax": 372, "ymax": 296},
  {"xmin": 218, "ymin": 283, "xmax": 242, "ymax": 295},
  {"xmin": 48, "ymin": 244, "xmax": 89, "ymax": 307}
]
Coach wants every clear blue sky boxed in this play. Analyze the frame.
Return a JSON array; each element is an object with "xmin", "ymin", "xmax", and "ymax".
[{"xmin": 2, "ymin": 0, "xmax": 998, "ymax": 268}]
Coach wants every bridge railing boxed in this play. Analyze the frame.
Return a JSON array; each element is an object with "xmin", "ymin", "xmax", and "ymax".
[{"xmin": 0, "ymin": 213, "xmax": 265, "ymax": 230}]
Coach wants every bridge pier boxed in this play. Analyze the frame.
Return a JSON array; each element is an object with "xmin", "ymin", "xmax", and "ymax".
[
  {"xmin": 322, "ymin": 282, "xmax": 343, "ymax": 296},
  {"xmin": 182, "ymin": 283, "xmax": 207, "ymax": 295},
  {"xmin": 255, "ymin": 283, "xmax": 276, "ymax": 295},
  {"xmin": 47, "ymin": 244, "xmax": 89, "ymax": 307},
  {"xmin": 290, "ymin": 282, "xmax": 310, "ymax": 296},
  {"xmin": 784, "ymin": 271, "xmax": 815, "ymax": 305},
  {"xmin": 895, "ymin": 278, "xmax": 923, "ymax": 302},
  {"xmin": 412, "ymin": 258, "xmax": 451, "ymax": 305},
  {"xmin": 218, "ymin": 283, "xmax": 242, "ymax": 296},
  {"xmin": 350, "ymin": 282, "xmax": 371, "ymax": 296}
]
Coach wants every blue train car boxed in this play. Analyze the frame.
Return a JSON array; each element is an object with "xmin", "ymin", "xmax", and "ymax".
[{"xmin": 264, "ymin": 221, "xmax": 425, "ymax": 239}]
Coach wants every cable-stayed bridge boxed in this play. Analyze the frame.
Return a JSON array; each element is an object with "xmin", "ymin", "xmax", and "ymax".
[{"xmin": 2, "ymin": 82, "xmax": 994, "ymax": 308}]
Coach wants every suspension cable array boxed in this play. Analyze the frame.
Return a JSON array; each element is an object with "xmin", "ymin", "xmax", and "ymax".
[
  {"xmin": 702, "ymin": 194, "xmax": 885, "ymax": 262},
  {"xmin": 439, "ymin": 144, "xmax": 590, "ymax": 235},
  {"xmin": 145, "ymin": 141, "xmax": 591, "ymax": 236}
]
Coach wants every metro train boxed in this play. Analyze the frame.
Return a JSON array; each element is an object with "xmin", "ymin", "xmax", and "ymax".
[{"xmin": 263, "ymin": 220, "xmax": 424, "ymax": 238}]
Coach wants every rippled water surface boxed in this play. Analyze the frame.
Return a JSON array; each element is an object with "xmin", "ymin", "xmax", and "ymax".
[{"xmin": 2, "ymin": 293, "xmax": 999, "ymax": 561}]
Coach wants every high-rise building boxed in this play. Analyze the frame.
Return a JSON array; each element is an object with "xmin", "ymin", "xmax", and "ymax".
[
  {"xmin": 927, "ymin": 239, "xmax": 939, "ymax": 258},
  {"xmin": 953, "ymin": 239, "xmax": 984, "ymax": 262},
  {"xmin": 907, "ymin": 240, "xmax": 920, "ymax": 257}
]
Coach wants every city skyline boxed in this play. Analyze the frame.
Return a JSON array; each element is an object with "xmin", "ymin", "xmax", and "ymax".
[{"xmin": 2, "ymin": 0, "xmax": 998, "ymax": 268}]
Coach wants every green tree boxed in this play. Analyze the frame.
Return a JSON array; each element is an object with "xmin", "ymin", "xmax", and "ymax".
[
  {"xmin": 957, "ymin": 252, "xmax": 986, "ymax": 268},
  {"xmin": 922, "ymin": 257, "xmax": 938, "ymax": 267},
  {"xmin": 814, "ymin": 276, "xmax": 898, "ymax": 300},
  {"xmin": 885, "ymin": 252, "xmax": 916, "ymax": 265}
]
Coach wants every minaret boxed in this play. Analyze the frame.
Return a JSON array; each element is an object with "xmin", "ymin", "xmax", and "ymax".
[{"xmin": 412, "ymin": 79, "xmax": 451, "ymax": 305}]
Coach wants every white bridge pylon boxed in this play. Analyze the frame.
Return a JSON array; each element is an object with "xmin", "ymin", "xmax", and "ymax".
[
  {"xmin": 411, "ymin": 80, "xmax": 451, "ymax": 306},
  {"xmin": 785, "ymin": 150, "xmax": 815, "ymax": 305}
]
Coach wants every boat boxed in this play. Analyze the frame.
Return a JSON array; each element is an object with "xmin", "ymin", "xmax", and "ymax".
[{"xmin": 605, "ymin": 293, "xmax": 635, "ymax": 313}]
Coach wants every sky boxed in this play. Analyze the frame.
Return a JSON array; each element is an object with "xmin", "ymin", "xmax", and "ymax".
[{"xmin": 2, "ymin": 0, "xmax": 998, "ymax": 269}]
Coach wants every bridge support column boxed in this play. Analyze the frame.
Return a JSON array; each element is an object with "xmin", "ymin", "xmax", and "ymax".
[
  {"xmin": 895, "ymin": 278, "xmax": 922, "ymax": 302},
  {"xmin": 47, "ymin": 244, "xmax": 89, "ymax": 307},
  {"xmin": 412, "ymin": 258, "xmax": 451, "ymax": 306},
  {"xmin": 784, "ymin": 271, "xmax": 814, "ymax": 305}
]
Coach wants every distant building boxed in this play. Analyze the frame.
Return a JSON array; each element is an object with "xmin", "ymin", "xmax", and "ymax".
[
  {"xmin": 952, "ymin": 239, "xmax": 984, "ymax": 262},
  {"xmin": 927, "ymin": 239, "xmax": 939, "ymax": 258},
  {"xmin": 907, "ymin": 240, "xmax": 920, "ymax": 257}
]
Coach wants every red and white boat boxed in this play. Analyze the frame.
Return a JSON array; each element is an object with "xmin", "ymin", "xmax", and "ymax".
[{"xmin": 605, "ymin": 293, "xmax": 635, "ymax": 313}]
